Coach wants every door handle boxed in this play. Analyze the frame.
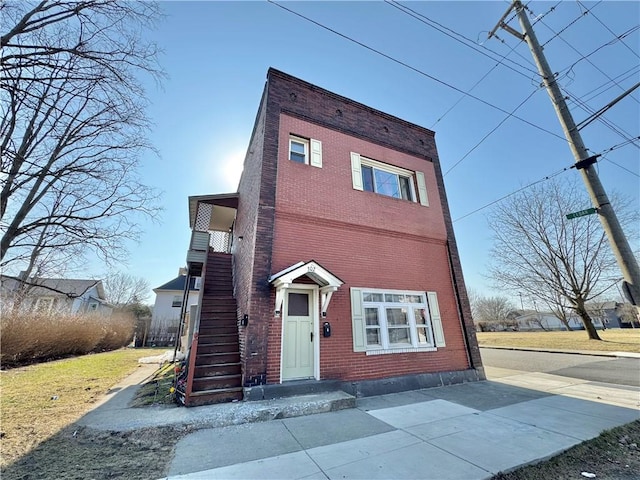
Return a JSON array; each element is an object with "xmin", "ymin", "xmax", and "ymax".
[{"xmin": 310, "ymin": 332, "xmax": 314, "ymax": 342}]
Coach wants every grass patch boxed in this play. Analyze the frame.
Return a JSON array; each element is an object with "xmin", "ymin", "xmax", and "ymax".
[
  {"xmin": 0, "ymin": 424, "xmax": 194, "ymax": 480},
  {"xmin": 0, "ymin": 348, "xmax": 160, "ymax": 468},
  {"xmin": 493, "ymin": 420, "xmax": 640, "ymax": 480},
  {"xmin": 130, "ymin": 362, "xmax": 178, "ymax": 407},
  {"xmin": 477, "ymin": 330, "xmax": 640, "ymax": 353}
]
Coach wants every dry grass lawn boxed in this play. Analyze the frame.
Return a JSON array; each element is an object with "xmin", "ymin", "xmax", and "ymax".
[
  {"xmin": 476, "ymin": 329, "xmax": 640, "ymax": 353},
  {"xmin": 0, "ymin": 348, "xmax": 160, "ymax": 467}
]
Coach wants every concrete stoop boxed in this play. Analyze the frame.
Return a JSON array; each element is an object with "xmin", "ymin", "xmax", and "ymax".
[{"xmin": 179, "ymin": 391, "xmax": 356, "ymax": 430}]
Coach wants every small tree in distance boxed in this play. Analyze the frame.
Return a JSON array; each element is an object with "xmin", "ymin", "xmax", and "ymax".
[
  {"xmin": 487, "ymin": 177, "xmax": 638, "ymax": 340},
  {"xmin": 470, "ymin": 293, "xmax": 516, "ymax": 331}
]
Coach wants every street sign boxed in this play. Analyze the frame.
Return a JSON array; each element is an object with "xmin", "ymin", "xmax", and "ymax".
[{"xmin": 566, "ymin": 208, "xmax": 597, "ymax": 220}]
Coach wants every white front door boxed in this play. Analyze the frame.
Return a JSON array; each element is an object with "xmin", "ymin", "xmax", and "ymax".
[{"xmin": 282, "ymin": 289, "xmax": 315, "ymax": 380}]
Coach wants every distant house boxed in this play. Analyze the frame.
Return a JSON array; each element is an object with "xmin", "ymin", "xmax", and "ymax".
[
  {"xmin": 514, "ymin": 310, "xmax": 584, "ymax": 331},
  {"xmin": 149, "ymin": 272, "xmax": 201, "ymax": 346},
  {"xmin": 0, "ymin": 276, "xmax": 112, "ymax": 315},
  {"xmin": 587, "ymin": 302, "xmax": 640, "ymax": 329}
]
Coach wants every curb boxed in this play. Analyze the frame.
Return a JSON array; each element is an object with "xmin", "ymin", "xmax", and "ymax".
[{"xmin": 479, "ymin": 345, "xmax": 640, "ymax": 359}]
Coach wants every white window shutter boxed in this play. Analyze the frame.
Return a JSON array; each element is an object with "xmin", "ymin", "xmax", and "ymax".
[
  {"xmin": 351, "ymin": 288, "xmax": 367, "ymax": 352},
  {"xmin": 350, "ymin": 152, "xmax": 363, "ymax": 191},
  {"xmin": 416, "ymin": 171, "xmax": 429, "ymax": 206},
  {"xmin": 427, "ymin": 291, "xmax": 445, "ymax": 347},
  {"xmin": 310, "ymin": 139, "xmax": 322, "ymax": 168}
]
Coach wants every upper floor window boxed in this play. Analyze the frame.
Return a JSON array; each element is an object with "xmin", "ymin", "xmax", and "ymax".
[
  {"xmin": 289, "ymin": 135, "xmax": 323, "ymax": 167},
  {"xmin": 361, "ymin": 163, "xmax": 414, "ymax": 201},
  {"xmin": 172, "ymin": 295, "xmax": 182, "ymax": 308},
  {"xmin": 289, "ymin": 136, "xmax": 308, "ymax": 163},
  {"xmin": 350, "ymin": 152, "xmax": 428, "ymax": 206}
]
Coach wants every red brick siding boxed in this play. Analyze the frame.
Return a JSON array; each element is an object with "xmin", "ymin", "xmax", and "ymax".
[
  {"xmin": 268, "ymin": 215, "xmax": 470, "ymax": 383},
  {"xmin": 277, "ymin": 114, "xmax": 446, "ymax": 240},
  {"xmin": 232, "ymin": 69, "xmax": 481, "ymax": 385}
]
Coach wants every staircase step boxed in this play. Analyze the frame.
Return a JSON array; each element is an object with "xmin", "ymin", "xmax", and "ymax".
[
  {"xmin": 195, "ymin": 362, "xmax": 241, "ymax": 377},
  {"xmin": 198, "ymin": 333, "xmax": 238, "ymax": 341},
  {"xmin": 197, "ymin": 342, "xmax": 240, "ymax": 354},
  {"xmin": 196, "ymin": 352, "xmax": 240, "ymax": 365},
  {"xmin": 193, "ymin": 374, "xmax": 242, "ymax": 391},
  {"xmin": 198, "ymin": 328, "xmax": 237, "ymax": 337},
  {"xmin": 185, "ymin": 387, "xmax": 243, "ymax": 406}
]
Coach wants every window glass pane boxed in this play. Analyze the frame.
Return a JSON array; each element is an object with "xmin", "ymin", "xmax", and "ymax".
[
  {"xmin": 291, "ymin": 141, "xmax": 305, "ymax": 154},
  {"xmin": 288, "ymin": 293, "xmax": 309, "ymax": 316},
  {"xmin": 414, "ymin": 308, "xmax": 427, "ymax": 325},
  {"xmin": 405, "ymin": 295, "xmax": 423, "ymax": 303},
  {"xmin": 399, "ymin": 176, "xmax": 412, "ymax": 201},
  {"xmin": 362, "ymin": 165, "xmax": 374, "ymax": 192},
  {"xmin": 416, "ymin": 326, "xmax": 431, "ymax": 344},
  {"xmin": 385, "ymin": 294, "xmax": 403, "ymax": 303},
  {"xmin": 386, "ymin": 308, "xmax": 408, "ymax": 325},
  {"xmin": 290, "ymin": 140, "xmax": 306, "ymax": 163},
  {"xmin": 363, "ymin": 292, "xmax": 383, "ymax": 302},
  {"xmin": 374, "ymin": 169, "xmax": 400, "ymax": 198},
  {"xmin": 366, "ymin": 328, "xmax": 381, "ymax": 345},
  {"xmin": 388, "ymin": 327, "xmax": 411, "ymax": 344},
  {"xmin": 365, "ymin": 308, "xmax": 379, "ymax": 326}
]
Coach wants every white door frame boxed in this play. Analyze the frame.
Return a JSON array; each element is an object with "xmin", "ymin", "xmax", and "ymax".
[{"xmin": 279, "ymin": 284, "xmax": 319, "ymax": 383}]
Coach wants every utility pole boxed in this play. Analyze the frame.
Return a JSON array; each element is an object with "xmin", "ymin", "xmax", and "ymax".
[{"xmin": 489, "ymin": 0, "xmax": 640, "ymax": 309}]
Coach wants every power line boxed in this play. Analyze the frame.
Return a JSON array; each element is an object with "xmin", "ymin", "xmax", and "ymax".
[
  {"xmin": 580, "ymin": 66, "xmax": 640, "ymax": 105},
  {"xmin": 603, "ymin": 157, "xmax": 640, "ymax": 178},
  {"xmin": 537, "ymin": 1, "xmax": 596, "ymax": 48},
  {"xmin": 566, "ymin": 88, "xmax": 640, "ymax": 149},
  {"xmin": 578, "ymin": 0, "xmax": 640, "ymax": 60},
  {"xmin": 385, "ymin": 0, "xmax": 538, "ymax": 79},
  {"xmin": 384, "ymin": 0, "xmax": 537, "ymax": 130},
  {"xmin": 453, "ymin": 166, "xmax": 572, "ymax": 222},
  {"xmin": 267, "ymin": 0, "xmax": 567, "ymax": 143},
  {"xmin": 444, "ymin": 87, "xmax": 541, "ymax": 176}
]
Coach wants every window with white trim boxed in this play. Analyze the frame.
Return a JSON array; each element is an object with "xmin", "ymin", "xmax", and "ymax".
[
  {"xmin": 289, "ymin": 135, "xmax": 323, "ymax": 167},
  {"xmin": 172, "ymin": 295, "xmax": 182, "ymax": 308},
  {"xmin": 351, "ymin": 288, "xmax": 445, "ymax": 353},
  {"xmin": 350, "ymin": 152, "xmax": 428, "ymax": 206},
  {"xmin": 34, "ymin": 297, "xmax": 55, "ymax": 313}
]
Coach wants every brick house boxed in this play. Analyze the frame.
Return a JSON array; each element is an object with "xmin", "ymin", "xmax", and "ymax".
[{"xmin": 178, "ymin": 69, "xmax": 483, "ymax": 406}]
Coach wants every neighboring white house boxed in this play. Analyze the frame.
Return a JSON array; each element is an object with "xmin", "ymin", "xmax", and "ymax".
[
  {"xmin": 149, "ymin": 272, "xmax": 201, "ymax": 346},
  {"xmin": 515, "ymin": 310, "xmax": 605, "ymax": 331},
  {"xmin": 0, "ymin": 276, "xmax": 113, "ymax": 315}
]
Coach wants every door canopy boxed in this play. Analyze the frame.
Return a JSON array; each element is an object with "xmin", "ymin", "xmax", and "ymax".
[{"xmin": 269, "ymin": 261, "xmax": 344, "ymax": 317}]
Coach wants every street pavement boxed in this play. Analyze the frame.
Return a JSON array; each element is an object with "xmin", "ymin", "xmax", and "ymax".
[{"xmin": 79, "ymin": 350, "xmax": 640, "ymax": 480}]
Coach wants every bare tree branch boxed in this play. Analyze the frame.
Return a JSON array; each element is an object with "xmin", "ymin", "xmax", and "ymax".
[
  {"xmin": 1, "ymin": 0, "xmax": 164, "ymax": 277},
  {"xmin": 487, "ymin": 177, "xmax": 638, "ymax": 340}
]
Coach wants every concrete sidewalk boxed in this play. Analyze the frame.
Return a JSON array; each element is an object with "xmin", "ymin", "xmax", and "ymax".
[
  {"xmin": 161, "ymin": 368, "xmax": 639, "ymax": 479},
  {"xmin": 79, "ymin": 359, "xmax": 640, "ymax": 480}
]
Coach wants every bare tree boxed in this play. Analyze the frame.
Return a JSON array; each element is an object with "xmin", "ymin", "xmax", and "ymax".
[
  {"xmin": 472, "ymin": 294, "xmax": 516, "ymax": 331},
  {"xmin": 488, "ymin": 178, "xmax": 637, "ymax": 340},
  {"xmin": 1, "ymin": 1, "xmax": 163, "ymax": 277},
  {"xmin": 103, "ymin": 271, "xmax": 150, "ymax": 307},
  {"xmin": 542, "ymin": 290, "xmax": 573, "ymax": 331}
]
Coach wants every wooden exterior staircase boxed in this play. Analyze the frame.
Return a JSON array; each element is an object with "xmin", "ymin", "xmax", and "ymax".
[{"xmin": 183, "ymin": 251, "xmax": 243, "ymax": 406}]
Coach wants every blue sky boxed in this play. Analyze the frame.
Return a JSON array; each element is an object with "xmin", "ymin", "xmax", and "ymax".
[{"xmin": 109, "ymin": 1, "xmax": 639, "ymax": 304}]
